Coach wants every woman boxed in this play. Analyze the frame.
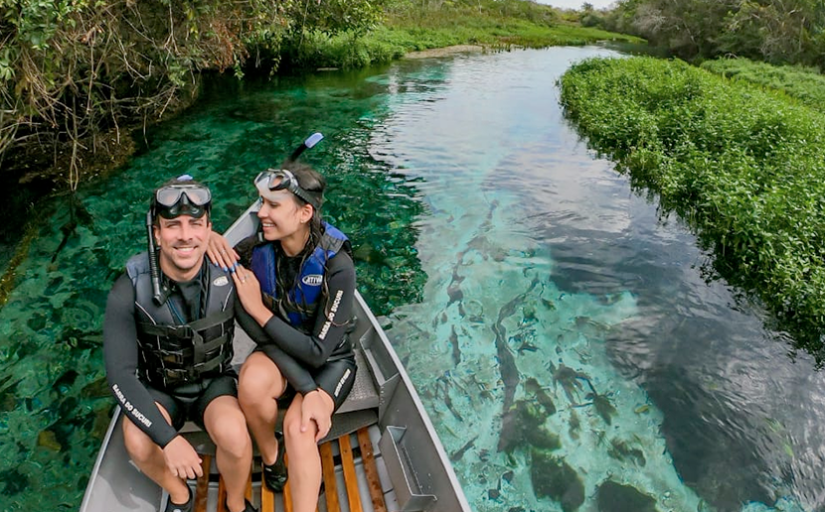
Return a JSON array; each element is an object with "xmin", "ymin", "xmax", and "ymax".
[{"xmin": 209, "ymin": 160, "xmax": 357, "ymax": 512}]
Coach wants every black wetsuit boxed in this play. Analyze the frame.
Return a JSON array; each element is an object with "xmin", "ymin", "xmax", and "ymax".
[
  {"xmin": 104, "ymin": 262, "xmax": 236, "ymax": 447},
  {"xmin": 234, "ymin": 236, "xmax": 357, "ymax": 409}
]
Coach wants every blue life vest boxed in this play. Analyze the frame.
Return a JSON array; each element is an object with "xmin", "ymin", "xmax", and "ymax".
[{"xmin": 251, "ymin": 222, "xmax": 348, "ymax": 330}]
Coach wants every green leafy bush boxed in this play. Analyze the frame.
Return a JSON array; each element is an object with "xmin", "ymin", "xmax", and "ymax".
[{"xmin": 560, "ymin": 56, "xmax": 825, "ymax": 358}]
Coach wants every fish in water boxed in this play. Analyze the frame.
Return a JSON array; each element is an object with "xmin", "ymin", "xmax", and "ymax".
[
  {"xmin": 450, "ymin": 435, "xmax": 478, "ymax": 463},
  {"xmin": 582, "ymin": 379, "xmax": 617, "ymax": 425},
  {"xmin": 541, "ymin": 298, "xmax": 556, "ymax": 310},
  {"xmin": 524, "ymin": 377, "xmax": 556, "ymax": 416},
  {"xmin": 449, "ymin": 325, "xmax": 461, "ymax": 366},
  {"xmin": 436, "ymin": 375, "xmax": 464, "ymax": 422},
  {"xmin": 550, "ymin": 362, "xmax": 592, "ymax": 406}
]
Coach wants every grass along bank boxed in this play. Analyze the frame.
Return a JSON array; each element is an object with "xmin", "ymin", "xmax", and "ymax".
[
  {"xmin": 701, "ymin": 57, "xmax": 825, "ymax": 114},
  {"xmin": 280, "ymin": 5, "xmax": 643, "ymax": 71},
  {"xmin": 559, "ymin": 56, "xmax": 825, "ymax": 360}
]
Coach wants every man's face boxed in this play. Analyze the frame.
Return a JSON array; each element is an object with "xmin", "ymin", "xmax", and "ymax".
[{"xmin": 154, "ymin": 214, "xmax": 211, "ymax": 281}]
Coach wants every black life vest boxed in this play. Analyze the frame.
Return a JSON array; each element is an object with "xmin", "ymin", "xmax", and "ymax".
[{"xmin": 126, "ymin": 252, "xmax": 235, "ymax": 388}]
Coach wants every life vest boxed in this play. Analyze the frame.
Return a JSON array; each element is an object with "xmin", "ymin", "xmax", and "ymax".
[
  {"xmin": 251, "ymin": 222, "xmax": 349, "ymax": 331},
  {"xmin": 126, "ymin": 252, "xmax": 235, "ymax": 388}
]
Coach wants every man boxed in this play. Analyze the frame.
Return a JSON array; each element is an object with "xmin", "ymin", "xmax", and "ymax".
[{"xmin": 104, "ymin": 175, "xmax": 255, "ymax": 512}]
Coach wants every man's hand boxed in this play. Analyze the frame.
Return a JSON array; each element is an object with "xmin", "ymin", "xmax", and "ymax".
[
  {"xmin": 301, "ymin": 389, "xmax": 335, "ymax": 442},
  {"xmin": 162, "ymin": 436, "xmax": 203, "ymax": 480}
]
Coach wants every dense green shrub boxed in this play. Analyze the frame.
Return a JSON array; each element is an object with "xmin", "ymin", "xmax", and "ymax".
[{"xmin": 560, "ymin": 56, "xmax": 825, "ymax": 357}]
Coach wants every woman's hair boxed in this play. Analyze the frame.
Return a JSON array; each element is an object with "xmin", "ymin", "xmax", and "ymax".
[
  {"xmin": 273, "ymin": 160, "xmax": 329, "ymax": 322},
  {"xmin": 280, "ymin": 160, "xmax": 326, "ymax": 249}
]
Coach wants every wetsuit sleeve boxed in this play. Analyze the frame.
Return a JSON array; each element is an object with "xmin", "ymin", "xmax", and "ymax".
[
  {"xmin": 103, "ymin": 274, "xmax": 178, "ymax": 448},
  {"xmin": 234, "ymin": 295, "xmax": 319, "ymax": 395},
  {"xmin": 259, "ymin": 252, "xmax": 356, "ymax": 369}
]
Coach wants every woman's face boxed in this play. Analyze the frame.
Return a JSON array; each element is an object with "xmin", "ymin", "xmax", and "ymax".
[{"xmin": 257, "ymin": 188, "xmax": 312, "ymax": 241}]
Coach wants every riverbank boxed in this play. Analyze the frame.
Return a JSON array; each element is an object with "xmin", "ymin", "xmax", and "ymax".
[{"xmin": 559, "ymin": 56, "xmax": 825, "ymax": 358}]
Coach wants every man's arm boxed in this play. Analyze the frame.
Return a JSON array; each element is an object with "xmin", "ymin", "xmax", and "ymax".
[
  {"xmin": 103, "ymin": 275, "xmax": 178, "ymax": 447},
  {"xmin": 258, "ymin": 252, "xmax": 356, "ymax": 368}
]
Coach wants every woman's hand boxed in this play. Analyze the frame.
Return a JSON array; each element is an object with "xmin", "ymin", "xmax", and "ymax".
[
  {"xmin": 301, "ymin": 389, "xmax": 335, "ymax": 442},
  {"xmin": 232, "ymin": 264, "xmax": 273, "ymax": 327},
  {"xmin": 207, "ymin": 230, "xmax": 239, "ymax": 271}
]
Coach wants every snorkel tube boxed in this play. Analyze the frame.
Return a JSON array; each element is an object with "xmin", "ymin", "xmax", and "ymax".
[
  {"xmin": 287, "ymin": 132, "xmax": 324, "ymax": 163},
  {"xmin": 146, "ymin": 209, "xmax": 169, "ymax": 306}
]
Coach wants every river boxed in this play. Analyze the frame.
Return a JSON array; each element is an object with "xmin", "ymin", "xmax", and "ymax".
[{"xmin": 0, "ymin": 46, "xmax": 822, "ymax": 512}]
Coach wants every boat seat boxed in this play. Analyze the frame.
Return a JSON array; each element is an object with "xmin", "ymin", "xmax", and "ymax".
[
  {"xmin": 190, "ymin": 426, "xmax": 390, "ymax": 512},
  {"xmin": 181, "ymin": 328, "xmax": 380, "ymax": 453}
]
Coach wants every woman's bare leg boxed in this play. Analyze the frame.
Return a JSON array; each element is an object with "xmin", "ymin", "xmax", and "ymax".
[
  {"xmin": 283, "ymin": 394, "xmax": 323, "ymax": 512},
  {"xmin": 238, "ymin": 352, "xmax": 286, "ymax": 465}
]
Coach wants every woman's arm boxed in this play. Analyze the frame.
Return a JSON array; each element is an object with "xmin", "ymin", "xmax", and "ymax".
[{"xmin": 234, "ymin": 296, "xmax": 320, "ymax": 395}]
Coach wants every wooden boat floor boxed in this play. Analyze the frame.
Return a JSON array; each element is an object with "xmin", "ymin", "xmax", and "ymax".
[{"xmin": 190, "ymin": 425, "xmax": 391, "ymax": 512}]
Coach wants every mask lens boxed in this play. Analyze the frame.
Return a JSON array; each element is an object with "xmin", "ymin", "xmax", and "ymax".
[
  {"xmin": 156, "ymin": 184, "xmax": 211, "ymax": 207},
  {"xmin": 181, "ymin": 186, "xmax": 211, "ymax": 206},
  {"xmin": 156, "ymin": 187, "xmax": 183, "ymax": 207},
  {"xmin": 255, "ymin": 170, "xmax": 292, "ymax": 191}
]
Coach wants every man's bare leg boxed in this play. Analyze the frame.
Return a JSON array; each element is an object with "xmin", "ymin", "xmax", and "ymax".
[
  {"xmin": 203, "ymin": 395, "xmax": 253, "ymax": 512},
  {"xmin": 122, "ymin": 403, "xmax": 191, "ymax": 506}
]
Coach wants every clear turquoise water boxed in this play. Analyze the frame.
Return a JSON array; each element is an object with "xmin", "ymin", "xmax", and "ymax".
[{"xmin": 0, "ymin": 47, "xmax": 822, "ymax": 512}]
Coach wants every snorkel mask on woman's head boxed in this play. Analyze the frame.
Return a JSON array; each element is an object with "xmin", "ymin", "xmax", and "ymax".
[
  {"xmin": 254, "ymin": 132, "xmax": 326, "ymax": 210},
  {"xmin": 254, "ymin": 169, "xmax": 323, "ymax": 210},
  {"xmin": 152, "ymin": 175, "xmax": 212, "ymax": 219}
]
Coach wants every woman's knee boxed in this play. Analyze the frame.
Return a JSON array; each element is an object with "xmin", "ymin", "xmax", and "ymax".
[
  {"xmin": 283, "ymin": 405, "xmax": 314, "ymax": 443},
  {"xmin": 238, "ymin": 357, "xmax": 283, "ymax": 406}
]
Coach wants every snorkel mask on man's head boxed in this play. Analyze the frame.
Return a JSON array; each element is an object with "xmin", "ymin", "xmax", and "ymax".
[
  {"xmin": 152, "ymin": 174, "xmax": 212, "ymax": 220},
  {"xmin": 146, "ymin": 174, "xmax": 212, "ymax": 305}
]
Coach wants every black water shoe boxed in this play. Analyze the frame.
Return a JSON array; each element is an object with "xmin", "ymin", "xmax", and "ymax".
[
  {"xmin": 262, "ymin": 431, "xmax": 288, "ymax": 493},
  {"xmin": 227, "ymin": 498, "xmax": 258, "ymax": 512},
  {"xmin": 164, "ymin": 486, "xmax": 193, "ymax": 512}
]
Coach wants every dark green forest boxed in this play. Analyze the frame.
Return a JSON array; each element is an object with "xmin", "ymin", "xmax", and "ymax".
[{"xmin": 589, "ymin": 0, "xmax": 825, "ymax": 67}]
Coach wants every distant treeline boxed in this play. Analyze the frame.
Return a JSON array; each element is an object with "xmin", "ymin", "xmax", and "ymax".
[{"xmin": 582, "ymin": 0, "xmax": 825, "ymax": 69}]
